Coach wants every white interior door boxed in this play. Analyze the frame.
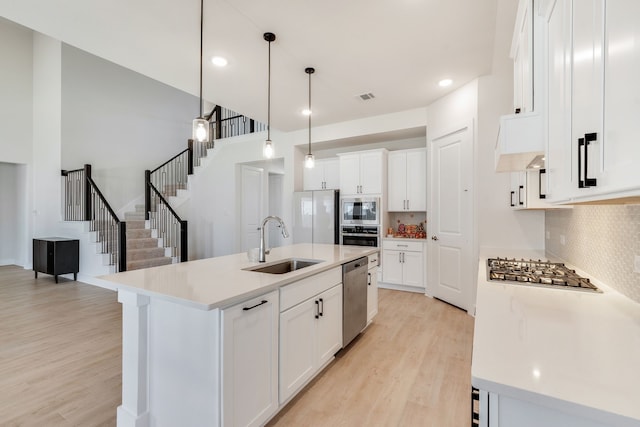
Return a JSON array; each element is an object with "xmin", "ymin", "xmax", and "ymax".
[
  {"xmin": 429, "ymin": 125, "xmax": 473, "ymax": 312},
  {"xmin": 240, "ymin": 165, "xmax": 264, "ymax": 252}
]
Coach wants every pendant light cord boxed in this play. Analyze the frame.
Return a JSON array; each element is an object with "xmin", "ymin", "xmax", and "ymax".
[
  {"xmin": 199, "ymin": 0, "xmax": 204, "ymax": 118},
  {"xmin": 308, "ymin": 71, "xmax": 311, "ymax": 155},
  {"xmin": 267, "ymin": 39, "xmax": 271, "ymax": 141}
]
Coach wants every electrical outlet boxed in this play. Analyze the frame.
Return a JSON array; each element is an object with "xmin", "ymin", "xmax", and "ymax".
[
  {"xmin": 560, "ymin": 235, "xmax": 566, "ymax": 246},
  {"xmin": 546, "ymin": 231, "xmax": 551, "ymax": 239},
  {"xmin": 634, "ymin": 255, "xmax": 640, "ymax": 273}
]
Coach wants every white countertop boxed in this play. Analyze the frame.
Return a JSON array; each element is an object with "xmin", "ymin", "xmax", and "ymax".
[
  {"xmin": 472, "ymin": 251, "xmax": 640, "ymax": 426},
  {"xmin": 99, "ymin": 244, "xmax": 377, "ymax": 310}
]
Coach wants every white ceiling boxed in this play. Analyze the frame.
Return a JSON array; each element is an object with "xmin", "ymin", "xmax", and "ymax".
[{"xmin": 0, "ymin": 0, "xmax": 507, "ymax": 132}]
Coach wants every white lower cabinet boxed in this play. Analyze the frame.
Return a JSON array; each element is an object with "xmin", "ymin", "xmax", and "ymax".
[
  {"xmin": 279, "ymin": 267, "xmax": 343, "ymax": 404},
  {"xmin": 382, "ymin": 240, "xmax": 424, "ymax": 288},
  {"xmin": 221, "ymin": 290, "xmax": 279, "ymax": 427},
  {"xmin": 367, "ymin": 254, "xmax": 379, "ymax": 324}
]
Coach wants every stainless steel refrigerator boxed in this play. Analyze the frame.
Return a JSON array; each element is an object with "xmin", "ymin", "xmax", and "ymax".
[{"xmin": 292, "ymin": 190, "xmax": 340, "ymax": 244}]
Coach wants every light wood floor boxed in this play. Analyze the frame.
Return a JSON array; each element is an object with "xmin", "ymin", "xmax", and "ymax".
[
  {"xmin": 0, "ymin": 265, "xmax": 121, "ymax": 426},
  {"xmin": 0, "ymin": 265, "xmax": 474, "ymax": 427},
  {"xmin": 267, "ymin": 288, "xmax": 475, "ymax": 427}
]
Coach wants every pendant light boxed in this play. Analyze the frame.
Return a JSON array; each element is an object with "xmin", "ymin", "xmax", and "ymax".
[
  {"xmin": 192, "ymin": 0, "xmax": 209, "ymax": 143},
  {"xmin": 304, "ymin": 67, "xmax": 315, "ymax": 169},
  {"xmin": 263, "ymin": 32, "xmax": 276, "ymax": 159}
]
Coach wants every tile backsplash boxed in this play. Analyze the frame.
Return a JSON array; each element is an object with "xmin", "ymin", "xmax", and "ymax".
[{"xmin": 545, "ymin": 205, "xmax": 640, "ymax": 303}]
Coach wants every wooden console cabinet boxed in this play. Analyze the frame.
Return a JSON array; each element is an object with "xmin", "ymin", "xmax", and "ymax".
[{"xmin": 33, "ymin": 237, "xmax": 79, "ymax": 283}]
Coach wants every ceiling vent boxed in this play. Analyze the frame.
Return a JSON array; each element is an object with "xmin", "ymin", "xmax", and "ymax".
[{"xmin": 357, "ymin": 92, "xmax": 376, "ymax": 101}]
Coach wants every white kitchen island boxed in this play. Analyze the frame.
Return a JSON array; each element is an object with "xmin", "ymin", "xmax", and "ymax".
[
  {"xmin": 99, "ymin": 243, "xmax": 377, "ymax": 427},
  {"xmin": 472, "ymin": 253, "xmax": 640, "ymax": 427}
]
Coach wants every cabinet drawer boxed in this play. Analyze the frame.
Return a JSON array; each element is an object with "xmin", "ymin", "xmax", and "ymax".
[
  {"xmin": 368, "ymin": 253, "xmax": 380, "ymax": 268},
  {"xmin": 382, "ymin": 240, "xmax": 424, "ymax": 252},
  {"xmin": 280, "ymin": 267, "xmax": 342, "ymax": 312}
]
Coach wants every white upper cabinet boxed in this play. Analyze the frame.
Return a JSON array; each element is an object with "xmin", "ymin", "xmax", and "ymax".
[
  {"xmin": 544, "ymin": 0, "xmax": 640, "ymax": 203},
  {"xmin": 388, "ymin": 149, "xmax": 426, "ymax": 212},
  {"xmin": 601, "ymin": 0, "xmax": 640, "ymax": 194},
  {"xmin": 338, "ymin": 149, "xmax": 387, "ymax": 196},
  {"xmin": 512, "ymin": 0, "xmax": 534, "ymax": 113},
  {"xmin": 545, "ymin": 0, "xmax": 573, "ymax": 202},
  {"xmin": 303, "ymin": 158, "xmax": 340, "ymax": 191}
]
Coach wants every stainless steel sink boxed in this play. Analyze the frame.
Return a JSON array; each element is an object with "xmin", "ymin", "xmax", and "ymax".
[{"xmin": 244, "ymin": 258, "xmax": 323, "ymax": 274}]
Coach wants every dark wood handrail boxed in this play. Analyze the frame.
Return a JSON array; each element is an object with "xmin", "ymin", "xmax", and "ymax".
[
  {"xmin": 86, "ymin": 175, "xmax": 121, "ymax": 224},
  {"xmin": 150, "ymin": 147, "xmax": 191, "ymax": 175}
]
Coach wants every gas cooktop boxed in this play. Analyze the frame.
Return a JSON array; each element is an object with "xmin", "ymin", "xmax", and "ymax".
[{"xmin": 487, "ymin": 258, "xmax": 601, "ymax": 293}]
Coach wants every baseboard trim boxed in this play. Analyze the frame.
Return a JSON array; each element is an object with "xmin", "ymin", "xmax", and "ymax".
[{"xmin": 378, "ymin": 282, "xmax": 425, "ymax": 294}]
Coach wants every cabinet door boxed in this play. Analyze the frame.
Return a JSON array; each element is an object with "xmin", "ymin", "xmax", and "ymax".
[
  {"xmin": 303, "ymin": 162, "xmax": 325, "ymax": 191},
  {"xmin": 382, "ymin": 249, "xmax": 403, "ymax": 285},
  {"xmin": 367, "ymin": 266, "xmax": 379, "ymax": 323},
  {"xmin": 315, "ymin": 284, "xmax": 343, "ymax": 368},
  {"xmin": 221, "ymin": 291, "xmax": 279, "ymax": 427},
  {"xmin": 279, "ymin": 298, "xmax": 316, "ymax": 403},
  {"xmin": 513, "ymin": 0, "xmax": 533, "ymax": 113},
  {"xmin": 402, "ymin": 250, "xmax": 424, "ymax": 288},
  {"xmin": 322, "ymin": 158, "xmax": 341, "ymax": 190},
  {"xmin": 406, "ymin": 150, "xmax": 426, "ymax": 211},
  {"xmin": 339, "ymin": 154, "xmax": 361, "ymax": 195},
  {"xmin": 359, "ymin": 151, "xmax": 383, "ymax": 194},
  {"xmin": 602, "ymin": 0, "xmax": 640, "ymax": 191},
  {"xmin": 387, "ymin": 152, "xmax": 407, "ymax": 211},
  {"xmin": 571, "ymin": 0, "xmax": 604, "ymax": 195},
  {"xmin": 545, "ymin": 0, "xmax": 573, "ymax": 202}
]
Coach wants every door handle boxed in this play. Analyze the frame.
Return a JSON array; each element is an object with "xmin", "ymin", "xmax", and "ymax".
[
  {"xmin": 539, "ymin": 168, "xmax": 546, "ymax": 199},
  {"xmin": 431, "ymin": 235, "xmax": 439, "ymax": 241},
  {"xmin": 518, "ymin": 185, "xmax": 524, "ymax": 205},
  {"xmin": 584, "ymin": 132, "xmax": 598, "ymax": 188},
  {"xmin": 243, "ymin": 300, "xmax": 268, "ymax": 311}
]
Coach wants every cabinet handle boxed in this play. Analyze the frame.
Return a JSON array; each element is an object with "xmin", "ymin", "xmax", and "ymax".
[
  {"xmin": 518, "ymin": 185, "xmax": 524, "ymax": 205},
  {"xmin": 397, "ymin": 244, "xmax": 408, "ymax": 247},
  {"xmin": 319, "ymin": 298, "xmax": 324, "ymax": 316},
  {"xmin": 368, "ymin": 272, "xmax": 371, "ymax": 286},
  {"xmin": 399, "ymin": 253, "xmax": 402, "ymax": 263},
  {"xmin": 584, "ymin": 132, "xmax": 598, "ymax": 188},
  {"xmin": 402, "ymin": 252, "xmax": 405, "ymax": 263},
  {"xmin": 243, "ymin": 300, "xmax": 268, "ymax": 311},
  {"xmin": 407, "ymin": 199, "xmax": 410, "ymax": 210},
  {"xmin": 403, "ymin": 200, "xmax": 406, "ymax": 210},
  {"xmin": 539, "ymin": 168, "xmax": 546, "ymax": 199},
  {"xmin": 315, "ymin": 300, "xmax": 320, "ymax": 319},
  {"xmin": 510, "ymin": 191, "xmax": 515, "ymax": 207}
]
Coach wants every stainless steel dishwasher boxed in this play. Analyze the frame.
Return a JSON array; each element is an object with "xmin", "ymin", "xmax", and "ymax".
[{"xmin": 342, "ymin": 256, "xmax": 368, "ymax": 347}]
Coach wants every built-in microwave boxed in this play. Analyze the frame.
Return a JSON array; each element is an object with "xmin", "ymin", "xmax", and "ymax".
[{"xmin": 341, "ymin": 197, "xmax": 380, "ymax": 225}]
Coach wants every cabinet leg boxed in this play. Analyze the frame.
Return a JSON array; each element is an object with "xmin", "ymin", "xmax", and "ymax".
[
  {"xmin": 73, "ymin": 273, "xmax": 77, "ymax": 281},
  {"xmin": 55, "ymin": 275, "xmax": 58, "ymax": 284},
  {"xmin": 34, "ymin": 271, "xmax": 38, "ymax": 279}
]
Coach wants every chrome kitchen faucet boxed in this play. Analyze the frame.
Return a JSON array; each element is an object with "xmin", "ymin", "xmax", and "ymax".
[{"xmin": 258, "ymin": 216, "xmax": 289, "ymax": 262}]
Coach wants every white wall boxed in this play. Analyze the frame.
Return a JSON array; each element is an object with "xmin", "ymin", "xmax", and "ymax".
[
  {"xmin": 476, "ymin": 0, "xmax": 544, "ymax": 252},
  {"xmin": 32, "ymin": 33, "xmax": 62, "ymax": 243},
  {"xmin": 0, "ymin": 17, "xmax": 33, "ymax": 164},
  {"xmin": 61, "ymin": 44, "xmax": 200, "ymax": 211},
  {"xmin": 0, "ymin": 18, "xmax": 32, "ymax": 266}
]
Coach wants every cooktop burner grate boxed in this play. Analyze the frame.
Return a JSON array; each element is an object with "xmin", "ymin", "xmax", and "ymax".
[{"xmin": 486, "ymin": 258, "xmax": 601, "ymax": 292}]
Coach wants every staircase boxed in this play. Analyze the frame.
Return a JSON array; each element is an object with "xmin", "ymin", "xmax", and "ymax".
[{"xmin": 125, "ymin": 204, "xmax": 173, "ymax": 270}]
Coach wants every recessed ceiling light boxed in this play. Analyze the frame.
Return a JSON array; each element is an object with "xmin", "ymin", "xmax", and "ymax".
[
  {"xmin": 438, "ymin": 79, "xmax": 453, "ymax": 87},
  {"xmin": 211, "ymin": 56, "xmax": 228, "ymax": 67},
  {"xmin": 302, "ymin": 108, "xmax": 312, "ymax": 116}
]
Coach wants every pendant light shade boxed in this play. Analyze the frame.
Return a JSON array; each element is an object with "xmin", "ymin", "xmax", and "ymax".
[
  {"xmin": 263, "ymin": 32, "xmax": 276, "ymax": 159},
  {"xmin": 192, "ymin": 0, "xmax": 210, "ymax": 143},
  {"xmin": 304, "ymin": 67, "xmax": 315, "ymax": 169}
]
